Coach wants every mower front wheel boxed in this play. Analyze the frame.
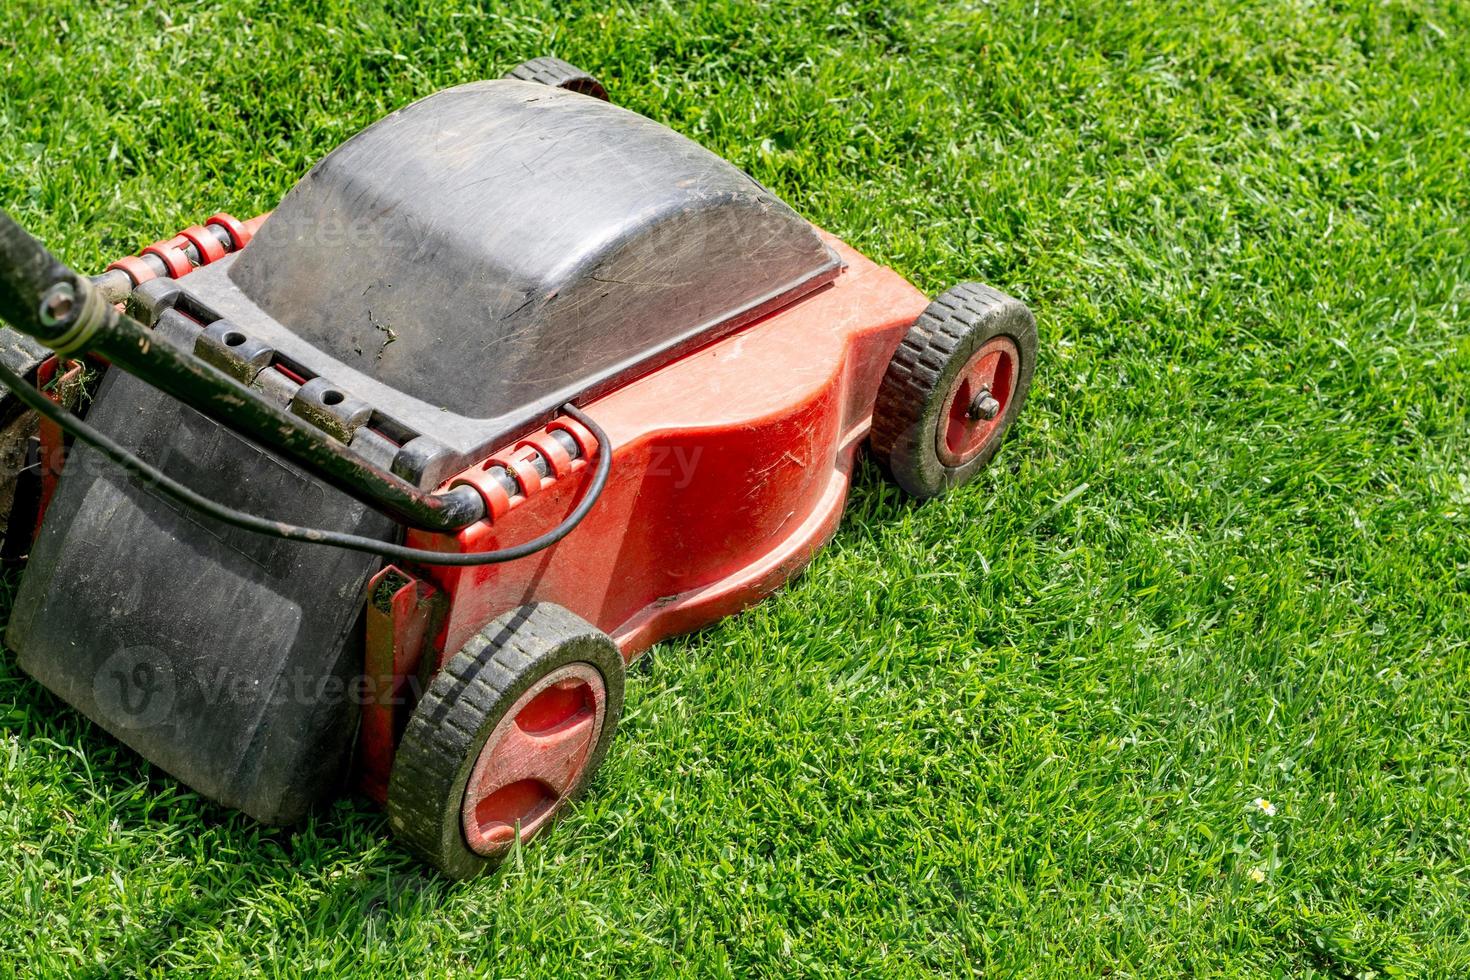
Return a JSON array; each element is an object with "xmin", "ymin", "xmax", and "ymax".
[
  {"xmin": 387, "ymin": 603, "xmax": 625, "ymax": 879},
  {"xmin": 505, "ymin": 57, "xmax": 609, "ymax": 102},
  {"xmin": 870, "ymin": 282, "xmax": 1037, "ymax": 499}
]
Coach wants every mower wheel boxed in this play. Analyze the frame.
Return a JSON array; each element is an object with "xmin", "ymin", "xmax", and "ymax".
[
  {"xmin": 871, "ymin": 282, "xmax": 1037, "ymax": 499},
  {"xmin": 387, "ymin": 603, "xmax": 625, "ymax": 879},
  {"xmin": 504, "ymin": 57, "xmax": 609, "ymax": 101}
]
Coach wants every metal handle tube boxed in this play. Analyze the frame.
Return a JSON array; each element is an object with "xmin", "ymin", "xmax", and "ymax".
[{"xmin": 0, "ymin": 207, "xmax": 486, "ymax": 532}]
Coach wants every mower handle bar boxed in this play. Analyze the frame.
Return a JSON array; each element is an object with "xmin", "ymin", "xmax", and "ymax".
[{"xmin": 0, "ymin": 206, "xmax": 496, "ymax": 534}]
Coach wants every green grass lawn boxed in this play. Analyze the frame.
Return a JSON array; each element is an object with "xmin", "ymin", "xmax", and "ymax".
[{"xmin": 2, "ymin": 0, "xmax": 1468, "ymax": 975}]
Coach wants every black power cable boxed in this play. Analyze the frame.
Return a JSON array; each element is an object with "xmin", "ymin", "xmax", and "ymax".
[{"xmin": 0, "ymin": 358, "xmax": 611, "ymax": 567}]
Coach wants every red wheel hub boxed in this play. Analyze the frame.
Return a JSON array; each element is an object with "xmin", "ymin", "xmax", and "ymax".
[
  {"xmin": 936, "ymin": 336, "xmax": 1019, "ymax": 466},
  {"xmin": 461, "ymin": 663, "xmax": 607, "ymax": 855}
]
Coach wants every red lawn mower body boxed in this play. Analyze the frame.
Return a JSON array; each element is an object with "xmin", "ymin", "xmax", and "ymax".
[
  {"xmin": 0, "ymin": 60, "xmax": 1035, "ymax": 875},
  {"xmin": 361, "ymin": 235, "xmax": 927, "ymax": 798},
  {"xmin": 416, "ymin": 232, "xmax": 927, "ymax": 661}
]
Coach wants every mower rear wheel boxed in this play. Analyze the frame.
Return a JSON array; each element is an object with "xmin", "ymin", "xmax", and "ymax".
[
  {"xmin": 505, "ymin": 57, "xmax": 609, "ymax": 101},
  {"xmin": 386, "ymin": 603, "xmax": 625, "ymax": 879},
  {"xmin": 871, "ymin": 282, "xmax": 1037, "ymax": 498}
]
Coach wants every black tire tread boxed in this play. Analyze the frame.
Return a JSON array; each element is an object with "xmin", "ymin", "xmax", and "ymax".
[
  {"xmin": 503, "ymin": 57, "xmax": 609, "ymax": 101},
  {"xmin": 871, "ymin": 282, "xmax": 1037, "ymax": 498},
  {"xmin": 386, "ymin": 603, "xmax": 623, "ymax": 879}
]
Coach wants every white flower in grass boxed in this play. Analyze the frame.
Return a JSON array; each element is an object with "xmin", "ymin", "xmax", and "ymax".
[
  {"xmin": 1247, "ymin": 867, "xmax": 1267, "ymax": 884},
  {"xmin": 1253, "ymin": 797, "xmax": 1277, "ymax": 816}
]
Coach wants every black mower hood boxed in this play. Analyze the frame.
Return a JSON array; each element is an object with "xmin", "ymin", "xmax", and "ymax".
[{"xmin": 214, "ymin": 79, "xmax": 840, "ymax": 431}]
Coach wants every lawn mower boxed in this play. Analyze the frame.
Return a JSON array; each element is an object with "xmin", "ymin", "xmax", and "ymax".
[{"xmin": 0, "ymin": 58, "xmax": 1037, "ymax": 878}]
